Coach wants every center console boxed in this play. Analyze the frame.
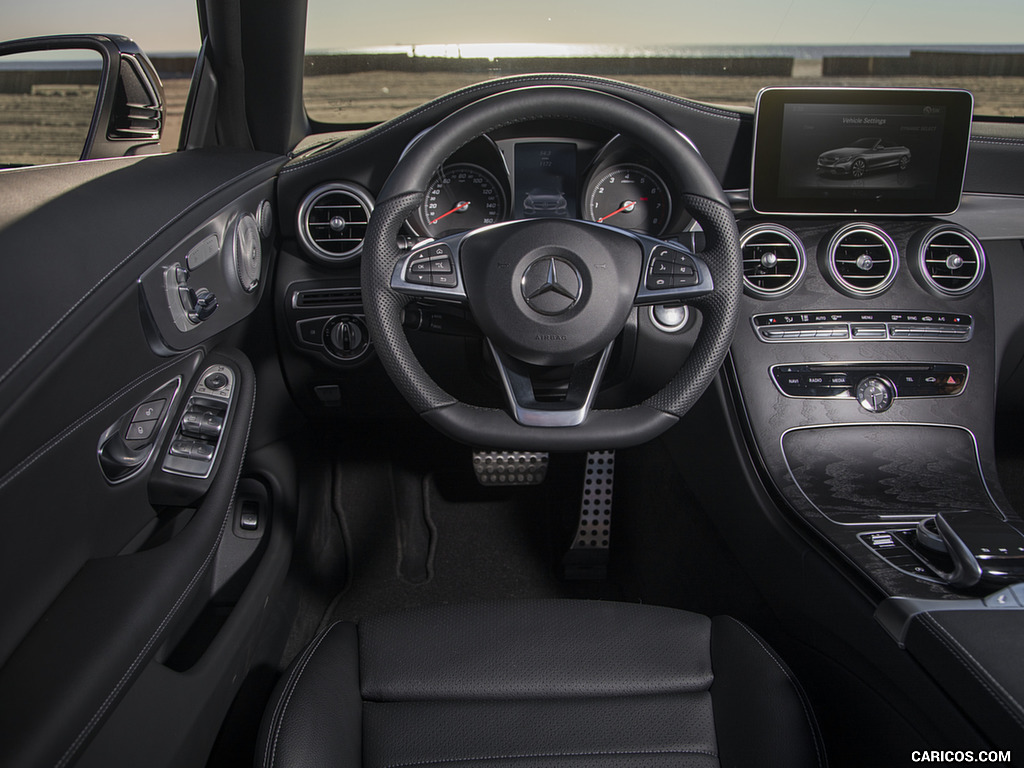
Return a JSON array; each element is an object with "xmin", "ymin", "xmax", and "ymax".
[{"xmin": 729, "ymin": 213, "xmax": 1010, "ymax": 597}]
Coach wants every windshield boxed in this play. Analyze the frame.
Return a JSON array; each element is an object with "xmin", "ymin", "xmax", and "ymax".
[{"xmin": 304, "ymin": 0, "xmax": 1023, "ymax": 125}]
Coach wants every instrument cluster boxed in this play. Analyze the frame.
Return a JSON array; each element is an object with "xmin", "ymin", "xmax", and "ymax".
[{"xmin": 407, "ymin": 131, "xmax": 688, "ymax": 240}]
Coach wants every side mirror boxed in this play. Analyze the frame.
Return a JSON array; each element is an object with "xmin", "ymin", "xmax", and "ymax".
[{"xmin": 0, "ymin": 34, "xmax": 164, "ymax": 165}]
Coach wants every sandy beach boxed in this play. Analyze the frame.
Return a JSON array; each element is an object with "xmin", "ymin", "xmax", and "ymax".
[
  {"xmin": 302, "ymin": 71, "xmax": 1024, "ymax": 123},
  {"xmin": 2, "ymin": 71, "xmax": 1021, "ymax": 166}
]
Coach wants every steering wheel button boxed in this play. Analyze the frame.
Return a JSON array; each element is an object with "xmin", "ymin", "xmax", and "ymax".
[
  {"xmin": 671, "ymin": 274, "xmax": 699, "ymax": 287},
  {"xmin": 409, "ymin": 260, "xmax": 432, "ymax": 274},
  {"xmin": 407, "ymin": 272, "xmax": 432, "ymax": 285},
  {"xmin": 430, "ymin": 273, "xmax": 458, "ymax": 287},
  {"xmin": 651, "ymin": 259, "xmax": 673, "ymax": 275},
  {"xmin": 429, "ymin": 257, "xmax": 454, "ymax": 274},
  {"xmin": 646, "ymin": 274, "xmax": 672, "ymax": 290}
]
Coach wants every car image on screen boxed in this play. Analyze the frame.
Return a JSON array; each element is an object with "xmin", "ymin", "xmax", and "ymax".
[{"xmin": 816, "ymin": 137, "xmax": 912, "ymax": 177}]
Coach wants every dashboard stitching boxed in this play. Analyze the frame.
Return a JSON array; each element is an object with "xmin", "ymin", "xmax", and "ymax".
[
  {"xmin": 971, "ymin": 137, "xmax": 1024, "ymax": 146},
  {"xmin": 0, "ymin": 158, "xmax": 283, "ymax": 390},
  {"xmin": 55, "ymin": 374, "xmax": 256, "ymax": 768},
  {"xmin": 918, "ymin": 612, "xmax": 1024, "ymax": 728},
  {"xmin": 282, "ymin": 75, "xmax": 741, "ymax": 175}
]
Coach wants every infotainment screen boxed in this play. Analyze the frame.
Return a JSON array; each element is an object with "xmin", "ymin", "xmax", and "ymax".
[{"xmin": 751, "ymin": 88, "xmax": 973, "ymax": 215}]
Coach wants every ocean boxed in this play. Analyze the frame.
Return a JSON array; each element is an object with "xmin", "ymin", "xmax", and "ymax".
[{"xmin": 311, "ymin": 43, "xmax": 1024, "ymax": 61}]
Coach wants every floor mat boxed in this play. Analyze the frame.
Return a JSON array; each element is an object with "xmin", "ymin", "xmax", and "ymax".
[{"xmin": 325, "ymin": 451, "xmax": 622, "ymax": 625}]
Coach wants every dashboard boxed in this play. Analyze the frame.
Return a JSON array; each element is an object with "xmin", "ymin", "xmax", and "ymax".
[{"xmin": 272, "ymin": 74, "xmax": 1024, "ymax": 568}]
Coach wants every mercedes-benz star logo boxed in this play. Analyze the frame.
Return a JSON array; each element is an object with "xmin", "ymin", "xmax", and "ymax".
[{"xmin": 521, "ymin": 257, "xmax": 582, "ymax": 316}]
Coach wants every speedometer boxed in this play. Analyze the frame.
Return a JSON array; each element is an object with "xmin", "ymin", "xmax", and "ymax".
[
  {"xmin": 419, "ymin": 163, "xmax": 507, "ymax": 238},
  {"xmin": 584, "ymin": 164, "xmax": 671, "ymax": 235}
]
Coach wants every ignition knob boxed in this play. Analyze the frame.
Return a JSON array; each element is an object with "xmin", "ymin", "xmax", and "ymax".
[{"xmin": 855, "ymin": 376, "xmax": 895, "ymax": 413}]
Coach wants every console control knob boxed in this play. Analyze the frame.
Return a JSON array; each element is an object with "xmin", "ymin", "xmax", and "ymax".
[
  {"xmin": 855, "ymin": 376, "xmax": 895, "ymax": 413},
  {"xmin": 324, "ymin": 315, "xmax": 369, "ymax": 360}
]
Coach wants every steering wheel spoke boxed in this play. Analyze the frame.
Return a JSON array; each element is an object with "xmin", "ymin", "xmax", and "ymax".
[
  {"xmin": 632, "ymin": 234, "xmax": 715, "ymax": 306},
  {"xmin": 363, "ymin": 85, "xmax": 741, "ymax": 448},
  {"xmin": 390, "ymin": 232, "xmax": 469, "ymax": 302},
  {"xmin": 488, "ymin": 340, "xmax": 614, "ymax": 428}
]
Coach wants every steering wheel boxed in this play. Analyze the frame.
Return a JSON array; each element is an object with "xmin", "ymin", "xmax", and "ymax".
[{"xmin": 361, "ymin": 86, "xmax": 741, "ymax": 450}]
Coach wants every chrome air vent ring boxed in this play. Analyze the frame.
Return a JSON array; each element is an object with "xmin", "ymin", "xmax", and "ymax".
[
  {"xmin": 740, "ymin": 224, "xmax": 806, "ymax": 298},
  {"xmin": 824, "ymin": 222, "xmax": 899, "ymax": 298},
  {"xmin": 916, "ymin": 225, "xmax": 985, "ymax": 296},
  {"xmin": 297, "ymin": 182, "xmax": 375, "ymax": 264}
]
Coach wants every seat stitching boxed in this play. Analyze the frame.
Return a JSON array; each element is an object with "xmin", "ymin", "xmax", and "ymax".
[
  {"xmin": 54, "ymin": 377, "xmax": 256, "ymax": 768},
  {"xmin": 918, "ymin": 613, "xmax": 1024, "ymax": 728},
  {"xmin": 729, "ymin": 619, "xmax": 825, "ymax": 768},
  {"xmin": 383, "ymin": 748, "xmax": 719, "ymax": 768},
  {"xmin": 266, "ymin": 622, "xmax": 345, "ymax": 768},
  {"xmin": 0, "ymin": 353, "xmax": 196, "ymax": 494},
  {"xmin": 0, "ymin": 157, "xmax": 281, "ymax": 388}
]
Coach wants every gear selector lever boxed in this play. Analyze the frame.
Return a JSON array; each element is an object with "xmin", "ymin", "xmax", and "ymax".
[{"xmin": 932, "ymin": 510, "xmax": 1024, "ymax": 588}]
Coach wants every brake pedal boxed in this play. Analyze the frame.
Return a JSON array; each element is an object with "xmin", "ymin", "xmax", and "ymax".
[
  {"xmin": 563, "ymin": 450, "xmax": 615, "ymax": 580},
  {"xmin": 472, "ymin": 451, "xmax": 549, "ymax": 485}
]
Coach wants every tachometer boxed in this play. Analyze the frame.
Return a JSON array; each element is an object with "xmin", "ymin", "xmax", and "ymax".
[
  {"xmin": 585, "ymin": 164, "xmax": 671, "ymax": 235},
  {"xmin": 419, "ymin": 163, "xmax": 507, "ymax": 238}
]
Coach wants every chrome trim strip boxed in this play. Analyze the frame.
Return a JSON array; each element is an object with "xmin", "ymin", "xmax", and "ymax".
[{"xmin": 489, "ymin": 339, "xmax": 613, "ymax": 428}]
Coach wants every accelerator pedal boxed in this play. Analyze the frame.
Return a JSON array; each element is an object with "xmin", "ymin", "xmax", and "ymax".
[
  {"xmin": 472, "ymin": 451, "xmax": 549, "ymax": 485},
  {"xmin": 563, "ymin": 450, "xmax": 615, "ymax": 580}
]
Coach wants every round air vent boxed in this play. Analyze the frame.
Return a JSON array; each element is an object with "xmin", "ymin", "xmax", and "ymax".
[
  {"xmin": 824, "ymin": 223, "xmax": 899, "ymax": 297},
  {"xmin": 740, "ymin": 224, "xmax": 806, "ymax": 298},
  {"xmin": 914, "ymin": 225, "xmax": 985, "ymax": 296},
  {"xmin": 297, "ymin": 182, "xmax": 374, "ymax": 264}
]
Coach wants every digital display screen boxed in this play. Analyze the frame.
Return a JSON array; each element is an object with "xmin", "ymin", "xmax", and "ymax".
[
  {"xmin": 513, "ymin": 142, "xmax": 577, "ymax": 219},
  {"xmin": 752, "ymin": 88, "xmax": 973, "ymax": 215}
]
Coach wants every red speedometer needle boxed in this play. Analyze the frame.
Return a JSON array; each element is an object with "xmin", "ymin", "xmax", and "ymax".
[
  {"xmin": 430, "ymin": 201, "xmax": 470, "ymax": 224},
  {"xmin": 597, "ymin": 200, "xmax": 636, "ymax": 223}
]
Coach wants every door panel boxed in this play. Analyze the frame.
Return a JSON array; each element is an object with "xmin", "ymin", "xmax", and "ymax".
[{"xmin": 0, "ymin": 149, "xmax": 285, "ymax": 766}]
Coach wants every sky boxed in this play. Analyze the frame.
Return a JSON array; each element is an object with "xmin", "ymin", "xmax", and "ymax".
[{"xmin": 3, "ymin": 0, "xmax": 1023, "ymax": 53}]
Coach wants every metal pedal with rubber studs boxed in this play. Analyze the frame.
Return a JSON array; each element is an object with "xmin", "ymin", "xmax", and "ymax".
[{"xmin": 472, "ymin": 451, "xmax": 549, "ymax": 485}]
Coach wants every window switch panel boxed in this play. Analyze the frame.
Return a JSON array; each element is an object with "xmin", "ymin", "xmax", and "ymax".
[{"xmin": 163, "ymin": 365, "xmax": 235, "ymax": 479}]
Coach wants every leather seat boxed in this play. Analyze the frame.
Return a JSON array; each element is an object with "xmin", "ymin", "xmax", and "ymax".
[{"xmin": 257, "ymin": 600, "xmax": 824, "ymax": 768}]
